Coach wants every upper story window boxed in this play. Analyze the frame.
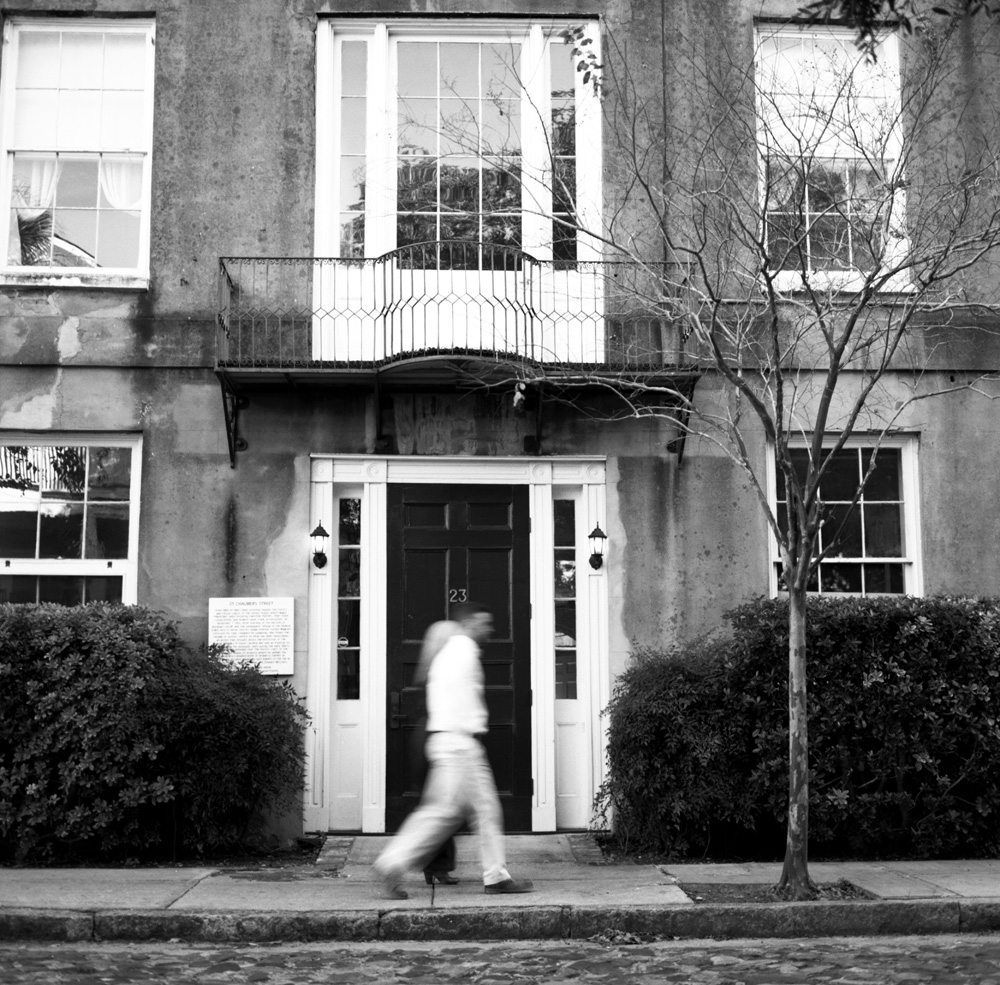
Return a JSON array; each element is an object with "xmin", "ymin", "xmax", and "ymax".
[
  {"xmin": 0, "ymin": 435, "xmax": 143, "ymax": 605},
  {"xmin": 317, "ymin": 19, "xmax": 601, "ymax": 269},
  {"xmin": 0, "ymin": 18, "xmax": 155, "ymax": 288},
  {"xmin": 769, "ymin": 438, "xmax": 921, "ymax": 596},
  {"xmin": 756, "ymin": 26, "xmax": 906, "ymax": 288}
]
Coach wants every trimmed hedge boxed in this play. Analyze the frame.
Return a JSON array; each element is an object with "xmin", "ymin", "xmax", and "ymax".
[
  {"xmin": 0, "ymin": 603, "xmax": 309, "ymax": 863},
  {"xmin": 597, "ymin": 596, "xmax": 1000, "ymax": 860}
]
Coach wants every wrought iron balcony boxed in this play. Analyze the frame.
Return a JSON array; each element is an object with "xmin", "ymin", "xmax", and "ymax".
[{"xmin": 216, "ymin": 244, "xmax": 693, "ymax": 386}]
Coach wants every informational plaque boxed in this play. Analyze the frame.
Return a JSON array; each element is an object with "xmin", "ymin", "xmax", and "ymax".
[{"xmin": 208, "ymin": 597, "xmax": 294, "ymax": 675}]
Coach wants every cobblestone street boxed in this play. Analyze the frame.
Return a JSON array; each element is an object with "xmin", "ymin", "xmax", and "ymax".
[{"xmin": 2, "ymin": 934, "xmax": 1000, "ymax": 984}]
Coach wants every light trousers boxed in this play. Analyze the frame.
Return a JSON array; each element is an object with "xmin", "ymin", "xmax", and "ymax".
[{"xmin": 374, "ymin": 731, "xmax": 511, "ymax": 886}]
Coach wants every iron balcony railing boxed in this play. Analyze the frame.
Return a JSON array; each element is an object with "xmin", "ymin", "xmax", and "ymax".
[{"xmin": 217, "ymin": 243, "xmax": 691, "ymax": 374}]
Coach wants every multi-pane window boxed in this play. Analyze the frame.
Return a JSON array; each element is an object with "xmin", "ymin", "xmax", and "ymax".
[
  {"xmin": 553, "ymin": 499, "xmax": 577, "ymax": 699},
  {"xmin": 396, "ymin": 40, "xmax": 523, "ymax": 265},
  {"xmin": 0, "ymin": 19, "xmax": 155, "ymax": 278},
  {"xmin": 328, "ymin": 20, "xmax": 598, "ymax": 270},
  {"xmin": 765, "ymin": 157, "xmax": 882, "ymax": 273},
  {"xmin": 756, "ymin": 26, "xmax": 904, "ymax": 281},
  {"xmin": 336, "ymin": 498, "xmax": 361, "ymax": 700},
  {"xmin": 773, "ymin": 442, "xmax": 918, "ymax": 595},
  {"xmin": 0, "ymin": 437, "xmax": 141, "ymax": 604}
]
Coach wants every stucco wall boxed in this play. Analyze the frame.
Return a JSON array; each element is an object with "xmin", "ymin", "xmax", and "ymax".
[{"xmin": 3, "ymin": 0, "xmax": 1000, "ymax": 845}]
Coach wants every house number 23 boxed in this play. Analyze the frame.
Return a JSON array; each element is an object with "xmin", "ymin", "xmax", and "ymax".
[{"xmin": 449, "ymin": 588, "xmax": 468, "ymax": 603}]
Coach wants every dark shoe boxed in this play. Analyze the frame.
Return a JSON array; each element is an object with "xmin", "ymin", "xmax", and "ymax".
[
  {"xmin": 424, "ymin": 871, "xmax": 460, "ymax": 885},
  {"xmin": 484, "ymin": 877, "xmax": 533, "ymax": 894}
]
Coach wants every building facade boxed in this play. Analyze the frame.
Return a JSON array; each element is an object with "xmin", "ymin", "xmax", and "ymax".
[{"xmin": 2, "ymin": 0, "xmax": 999, "ymax": 840}]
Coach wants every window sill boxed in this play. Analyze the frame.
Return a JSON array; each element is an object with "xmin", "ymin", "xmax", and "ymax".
[
  {"xmin": 768, "ymin": 270, "xmax": 914, "ymax": 295},
  {"xmin": 0, "ymin": 269, "xmax": 150, "ymax": 291}
]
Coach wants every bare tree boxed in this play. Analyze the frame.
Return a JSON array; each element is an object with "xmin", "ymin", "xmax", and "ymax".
[{"xmin": 585, "ymin": 9, "xmax": 1000, "ymax": 897}]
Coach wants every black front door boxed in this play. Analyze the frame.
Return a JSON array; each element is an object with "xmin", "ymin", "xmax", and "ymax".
[{"xmin": 385, "ymin": 483, "xmax": 532, "ymax": 831}]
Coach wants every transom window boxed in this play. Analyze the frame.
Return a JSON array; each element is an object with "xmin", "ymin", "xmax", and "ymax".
[
  {"xmin": 0, "ymin": 436, "xmax": 142, "ymax": 604},
  {"xmin": 0, "ymin": 18, "xmax": 155, "ymax": 286},
  {"xmin": 322, "ymin": 19, "xmax": 599, "ymax": 270},
  {"xmin": 756, "ymin": 26, "xmax": 905, "ymax": 285},
  {"xmin": 771, "ymin": 439, "xmax": 920, "ymax": 595}
]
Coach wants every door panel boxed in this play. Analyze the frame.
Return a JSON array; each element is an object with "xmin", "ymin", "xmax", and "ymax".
[{"xmin": 385, "ymin": 484, "xmax": 531, "ymax": 831}]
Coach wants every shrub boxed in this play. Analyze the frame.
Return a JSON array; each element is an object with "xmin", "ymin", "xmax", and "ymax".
[
  {"xmin": 595, "ymin": 636, "xmax": 759, "ymax": 857},
  {"xmin": 597, "ymin": 596, "xmax": 1000, "ymax": 859},
  {"xmin": 732, "ymin": 595, "xmax": 1000, "ymax": 858},
  {"xmin": 0, "ymin": 603, "xmax": 178, "ymax": 862},
  {"xmin": 153, "ymin": 645, "xmax": 309, "ymax": 855},
  {"xmin": 0, "ymin": 603, "xmax": 309, "ymax": 863}
]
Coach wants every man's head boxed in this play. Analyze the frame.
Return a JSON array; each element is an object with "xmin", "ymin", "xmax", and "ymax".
[{"xmin": 451, "ymin": 601, "xmax": 494, "ymax": 642}]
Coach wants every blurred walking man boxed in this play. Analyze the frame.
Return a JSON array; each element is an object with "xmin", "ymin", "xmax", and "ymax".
[{"xmin": 374, "ymin": 601, "xmax": 534, "ymax": 898}]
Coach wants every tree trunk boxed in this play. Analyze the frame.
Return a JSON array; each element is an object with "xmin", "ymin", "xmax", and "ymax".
[{"xmin": 776, "ymin": 584, "xmax": 815, "ymax": 898}]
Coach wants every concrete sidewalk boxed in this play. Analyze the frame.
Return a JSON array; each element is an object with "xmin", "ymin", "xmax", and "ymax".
[{"xmin": 2, "ymin": 834, "xmax": 1000, "ymax": 943}]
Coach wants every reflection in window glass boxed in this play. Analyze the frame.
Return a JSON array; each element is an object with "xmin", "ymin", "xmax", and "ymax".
[
  {"xmin": 774, "ymin": 446, "xmax": 906, "ymax": 594},
  {"xmin": 339, "ymin": 497, "xmax": 361, "ymax": 544},
  {"xmin": 758, "ymin": 27, "xmax": 901, "ymax": 277},
  {"xmin": 554, "ymin": 499, "xmax": 575, "ymax": 547},
  {"xmin": 1, "ymin": 440, "xmax": 136, "ymax": 606},
  {"xmin": 338, "ymin": 40, "xmax": 367, "ymax": 259},
  {"xmin": 337, "ymin": 497, "xmax": 362, "ymax": 699},
  {"xmin": 395, "ymin": 39, "xmax": 523, "ymax": 269},
  {"xmin": 86, "ymin": 503, "xmax": 130, "ymax": 558},
  {"xmin": 39, "ymin": 502, "xmax": 84, "ymax": 558},
  {"xmin": 554, "ymin": 499, "xmax": 577, "ymax": 698},
  {"xmin": 1, "ymin": 445, "xmax": 133, "ymax": 561},
  {"xmin": 550, "ymin": 42, "xmax": 577, "ymax": 265},
  {"xmin": 0, "ymin": 574, "xmax": 123, "ymax": 605},
  {"xmin": 88, "ymin": 446, "xmax": 132, "ymax": 500},
  {"xmin": 8, "ymin": 23, "xmax": 152, "ymax": 270}
]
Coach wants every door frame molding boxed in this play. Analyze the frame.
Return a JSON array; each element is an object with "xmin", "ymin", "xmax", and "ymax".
[{"xmin": 305, "ymin": 455, "xmax": 608, "ymax": 833}]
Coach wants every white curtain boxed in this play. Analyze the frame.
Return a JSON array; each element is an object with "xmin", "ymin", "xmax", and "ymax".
[
  {"xmin": 8, "ymin": 155, "xmax": 62, "ymax": 265},
  {"xmin": 99, "ymin": 156, "xmax": 143, "ymax": 215}
]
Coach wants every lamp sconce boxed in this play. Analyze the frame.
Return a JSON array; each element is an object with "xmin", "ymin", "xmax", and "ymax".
[
  {"xmin": 310, "ymin": 522, "xmax": 330, "ymax": 569},
  {"xmin": 588, "ymin": 524, "xmax": 607, "ymax": 570}
]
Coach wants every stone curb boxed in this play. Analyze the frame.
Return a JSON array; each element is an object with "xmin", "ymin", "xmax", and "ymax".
[
  {"xmin": 3, "ymin": 900, "xmax": 1000, "ymax": 943},
  {"xmin": 0, "ymin": 909, "xmax": 94, "ymax": 943}
]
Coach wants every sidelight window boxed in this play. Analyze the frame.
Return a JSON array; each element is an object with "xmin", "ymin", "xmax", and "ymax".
[
  {"xmin": 336, "ymin": 497, "xmax": 362, "ymax": 700},
  {"xmin": 553, "ymin": 498, "xmax": 577, "ymax": 699}
]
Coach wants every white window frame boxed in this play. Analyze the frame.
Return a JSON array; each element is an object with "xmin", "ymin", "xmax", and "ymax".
[
  {"xmin": 0, "ymin": 17, "xmax": 155, "ymax": 289},
  {"xmin": 0, "ymin": 432, "xmax": 143, "ymax": 604},
  {"xmin": 315, "ymin": 17, "xmax": 603, "ymax": 262},
  {"xmin": 766, "ymin": 434, "xmax": 922, "ymax": 597},
  {"xmin": 756, "ymin": 24, "xmax": 908, "ymax": 293}
]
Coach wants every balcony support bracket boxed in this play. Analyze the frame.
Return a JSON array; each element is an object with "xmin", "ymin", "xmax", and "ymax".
[{"xmin": 219, "ymin": 373, "xmax": 249, "ymax": 468}]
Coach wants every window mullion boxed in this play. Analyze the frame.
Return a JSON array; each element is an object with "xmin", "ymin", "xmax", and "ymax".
[{"xmin": 368, "ymin": 25, "xmax": 392, "ymax": 257}]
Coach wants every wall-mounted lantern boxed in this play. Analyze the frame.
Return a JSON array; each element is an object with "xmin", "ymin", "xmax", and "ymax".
[
  {"xmin": 588, "ymin": 524, "xmax": 607, "ymax": 570},
  {"xmin": 311, "ymin": 522, "xmax": 330, "ymax": 569}
]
